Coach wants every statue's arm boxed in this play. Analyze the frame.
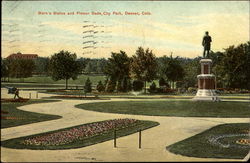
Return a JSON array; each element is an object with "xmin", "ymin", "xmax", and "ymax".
[{"xmin": 202, "ymin": 37, "xmax": 205, "ymax": 46}]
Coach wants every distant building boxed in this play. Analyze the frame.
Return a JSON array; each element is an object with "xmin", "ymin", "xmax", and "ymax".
[{"xmin": 7, "ymin": 52, "xmax": 38, "ymax": 60}]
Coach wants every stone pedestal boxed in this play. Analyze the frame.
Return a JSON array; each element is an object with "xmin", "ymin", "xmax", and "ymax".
[{"xmin": 193, "ymin": 59, "xmax": 220, "ymax": 101}]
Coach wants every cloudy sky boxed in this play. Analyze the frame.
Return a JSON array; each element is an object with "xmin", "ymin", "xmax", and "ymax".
[{"xmin": 2, "ymin": 1, "xmax": 249, "ymax": 58}]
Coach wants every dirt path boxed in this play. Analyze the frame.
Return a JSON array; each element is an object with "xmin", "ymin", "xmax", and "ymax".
[{"xmin": 1, "ymin": 90, "xmax": 249, "ymax": 162}]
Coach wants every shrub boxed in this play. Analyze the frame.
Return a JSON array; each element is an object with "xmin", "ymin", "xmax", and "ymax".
[
  {"xmin": 187, "ymin": 87, "xmax": 197, "ymax": 94},
  {"xmin": 84, "ymin": 78, "xmax": 92, "ymax": 93},
  {"xmin": 127, "ymin": 80, "xmax": 132, "ymax": 91},
  {"xmin": 96, "ymin": 81, "xmax": 105, "ymax": 92},
  {"xmin": 159, "ymin": 77, "xmax": 166, "ymax": 87},
  {"xmin": 106, "ymin": 80, "xmax": 116, "ymax": 92},
  {"xmin": 149, "ymin": 82, "xmax": 157, "ymax": 93},
  {"xmin": 132, "ymin": 80, "xmax": 144, "ymax": 91}
]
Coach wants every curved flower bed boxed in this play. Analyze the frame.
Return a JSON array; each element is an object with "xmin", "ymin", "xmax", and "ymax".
[
  {"xmin": 52, "ymin": 95, "xmax": 100, "ymax": 99},
  {"xmin": 208, "ymin": 134, "xmax": 249, "ymax": 149},
  {"xmin": 1, "ymin": 116, "xmax": 24, "ymax": 120},
  {"xmin": 22, "ymin": 118, "xmax": 138, "ymax": 146},
  {"xmin": 236, "ymin": 139, "xmax": 250, "ymax": 145},
  {"xmin": 1, "ymin": 98, "xmax": 29, "ymax": 103}
]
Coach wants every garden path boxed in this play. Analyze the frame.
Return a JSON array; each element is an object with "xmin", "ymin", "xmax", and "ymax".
[{"xmin": 1, "ymin": 89, "xmax": 249, "ymax": 162}]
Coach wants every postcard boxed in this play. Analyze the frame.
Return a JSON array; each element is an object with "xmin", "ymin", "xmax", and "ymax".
[{"xmin": 1, "ymin": 0, "xmax": 249, "ymax": 162}]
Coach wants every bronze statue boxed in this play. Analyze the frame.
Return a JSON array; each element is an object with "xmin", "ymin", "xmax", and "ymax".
[{"xmin": 202, "ymin": 31, "xmax": 212, "ymax": 58}]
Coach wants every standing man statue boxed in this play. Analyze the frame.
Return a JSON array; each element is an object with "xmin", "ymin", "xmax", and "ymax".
[{"xmin": 202, "ymin": 31, "xmax": 212, "ymax": 58}]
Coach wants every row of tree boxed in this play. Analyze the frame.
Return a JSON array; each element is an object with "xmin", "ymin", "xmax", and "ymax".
[{"xmin": 1, "ymin": 41, "xmax": 249, "ymax": 91}]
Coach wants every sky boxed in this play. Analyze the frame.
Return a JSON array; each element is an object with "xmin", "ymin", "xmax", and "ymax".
[{"xmin": 2, "ymin": 1, "xmax": 249, "ymax": 59}]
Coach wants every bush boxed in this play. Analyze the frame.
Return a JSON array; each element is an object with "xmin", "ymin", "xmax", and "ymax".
[
  {"xmin": 84, "ymin": 78, "xmax": 92, "ymax": 93},
  {"xmin": 176, "ymin": 81, "xmax": 184, "ymax": 88},
  {"xmin": 132, "ymin": 80, "xmax": 144, "ymax": 91},
  {"xmin": 187, "ymin": 87, "xmax": 197, "ymax": 94},
  {"xmin": 159, "ymin": 78, "xmax": 171, "ymax": 88},
  {"xmin": 120, "ymin": 78, "xmax": 132, "ymax": 92},
  {"xmin": 106, "ymin": 80, "xmax": 116, "ymax": 92},
  {"xmin": 127, "ymin": 80, "xmax": 132, "ymax": 92},
  {"xmin": 159, "ymin": 77, "xmax": 166, "ymax": 87},
  {"xmin": 96, "ymin": 81, "xmax": 105, "ymax": 92},
  {"xmin": 149, "ymin": 82, "xmax": 157, "ymax": 93}
]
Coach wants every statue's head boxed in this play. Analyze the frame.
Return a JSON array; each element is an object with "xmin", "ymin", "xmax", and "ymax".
[{"xmin": 205, "ymin": 31, "xmax": 209, "ymax": 35}]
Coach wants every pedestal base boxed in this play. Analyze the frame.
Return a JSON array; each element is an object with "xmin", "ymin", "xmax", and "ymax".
[{"xmin": 193, "ymin": 89, "xmax": 220, "ymax": 101}]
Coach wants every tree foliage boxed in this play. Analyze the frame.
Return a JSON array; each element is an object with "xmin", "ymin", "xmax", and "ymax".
[
  {"xmin": 104, "ymin": 51, "xmax": 131, "ymax": 92},
  {"xmin": 96, "ymin": 80, "xmax": 105, "ymax": 92},
  {"xmin": 131, "ymin": 47, "xmax": 157, "ymax": 92},
  {"xmin": 5, "ymin": 58, "xmax": 35, "ymax": 80},
  {"xmin": 158, "ymin": 55, "xmax": 184, "ymax": 88},
  {"xmin": 78, "ymin": 58, "xmax": 108, "ymax": 74},
  {"xmin": 84, "ymin": 78, "xmax": 92, "ymax": 93},
  {"xmin": 1, "ymin": 58, "xmax": 9, "ymax": 81},
  {"xmin": 34, "ymin": 57, "xmax": 49, "ymax": 75},
  {"xmin": 49, "ymin": 50, "xmax": 80, "ymax": 89},
  {"xmin": 181, "ymin": 57, "xmax": 201, "ymax": 89},
  {"xmin": 212, "ymin": 42, "xmax": 250, "ymax": 89}
]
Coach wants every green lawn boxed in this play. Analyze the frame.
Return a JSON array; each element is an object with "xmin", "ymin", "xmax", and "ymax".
[
  {"xmin": 1, "ymin": 120, "xmax": 159, "ymax": 150},
  {"xmin": 2, "ymin": 74, "xmax": 106, "ymax": 85},
  {"xmin": 167, "ymin": 123, "xmax": 250, "ymax": 159},
  {"xmin": 75, "ymin": 100, "xmax": 250, "ymax": 118},
  {"xmin": 1, "ymin": 99, "xmax": 62, "ymax": 128}
]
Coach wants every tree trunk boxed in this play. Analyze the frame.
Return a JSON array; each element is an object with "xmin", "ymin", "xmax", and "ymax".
[
  {"xmin": 144, "ymin": 80, "xmax": 147, "ymax": 94},
  {"xmin": 66, "ymin": 79, "xmax": 68, "ymax": 89},
  {"xmin": 105, "ymin": 78, "xmax": 110, "ymax": 92}
]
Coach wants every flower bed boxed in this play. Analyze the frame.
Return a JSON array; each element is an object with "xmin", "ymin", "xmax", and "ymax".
[
  {"xmin": 47, "ymin": 89, "xmax": 67, "ymax": 92},
  {"xmin": 1, "ymin": 110, "xmax": 9, "ymax": 114},
  {"xmin": 1, "ymin": 98, "xmax": 29, "ymax": 103},
  {"xmin": 49, "ymin": 95, "xmax": 109, "ymax": 100},
  {"xmin": 236, "ymin": 139, "xmax": 250, "ymax": 145},
  {"xmin": 22, "ymin": 118, "xmax": 138, "ymax": 146},
  {"xmin": 1, "ymin": 116, "xmax": 24, "ymax": 120}
]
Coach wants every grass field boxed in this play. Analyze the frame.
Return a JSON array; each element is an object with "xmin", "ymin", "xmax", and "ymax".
[
  {"xmin": 75, "ymin": 100, "xmax": 250, "ymax": 118},
  {"xmin": 2, "ymin": 74, "xmax": 106, "ymax": 86},
  {"xmin": 1, "ymin": 99, "xmax": 62, "ymax": 128},
  {"xmin": 1, "ymin": 75, "xmax": 165, "ymax": 89},
  {"xmin": 1, "ymin": 120, "xmax": 159, "ymax": 150},
  {"xmin": 167, "ymin": 123, "xmax": 250, "ymax": 159}
]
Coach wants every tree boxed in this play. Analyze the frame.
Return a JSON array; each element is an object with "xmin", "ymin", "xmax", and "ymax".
[
  {"xmin": 96, "ymin": 58, "xmax": 108, "ymax": 73},
  {"xmin": 212, "ymin": 42, "xmax": 250, "ymax": 89},
  {"xmin": 34, "ymin": 57, "xmax": 49, "ymax": 75},
  {"xmin": 84, "ymin": 62, "xmax": 93, "ymax": 73},
  {"xmin": 49, "ymin": 50, "xmax": 80, "ymax": 89},
  {"xmin": 106, "ymin": 77, "xmax": 116, "ymax": 92},
  {"xmin": 104, "ymin": 51, "xmax": 131, "ymax": 92},
  {"xmin": 84, "ymin": 78, "xmax": 92, "ymax": 97},
  {"xmin": 6, "ymin": 58, "xmax": 35, "ymax": 81},
  {"xmin": 1, "ymin": 58, "xmax": 9, "ymax": 81},
  {"xmin": 96, "ymin": 80, "xmax": 105, "ymax": 92},
  {"xmin": 163, "ymin": 55, "xmax": 185, "ymax": 89},
  {"xmin": 181, "ymin": 57, "xmax": 201, "ymax": 89},
  {"xmin": 131, "ymin": 47, "xmax": 158, "ymax": 93}
]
